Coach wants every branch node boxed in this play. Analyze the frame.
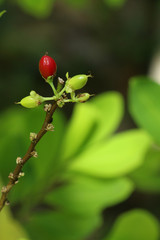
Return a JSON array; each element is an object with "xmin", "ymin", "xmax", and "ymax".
[
  {"xmin": 1, "ymin": 186, "xmax": 7, "ymax": 193},
  {"xmin": 44, "ymin": 104, "xmax": 52, "ymax": 112},
  {"xmin": 29, "ymin": 132, "xmax": 37, "ymax": 142},
  {"xmin": 16, "ymin": 157, "xmax": 23, "ymax": 165},
  {"xmin": 57, "ymin": 99, "xmax": 65, "ymax": 108},
  {"xmin": 46, "ymin": 123, "xmax": 54, "ymax": 131},
  {"xmin": 0, "ymin": 102, "xmax": 57, "ymax": 211},
  {"xmin": 8, "ymin": 172, "xmax": 14, "ymax": 180},
  {"xmin": 31, "ymin": 150, "xmax": 38, "ymax": 158},
  {"xmin": 18, "ymin": 172, "xmax": 25, "ymax": 178}
]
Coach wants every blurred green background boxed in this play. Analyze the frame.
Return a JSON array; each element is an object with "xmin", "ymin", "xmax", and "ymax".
[
  {"xmin": 0, "ymin": 0, "xmax": 160, "ymax": 240},
  {"xmin": 1, "ymin": 0, "xmax": 160, "ymax": 113}
]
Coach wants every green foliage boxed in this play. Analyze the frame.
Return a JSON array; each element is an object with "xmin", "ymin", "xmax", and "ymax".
[
  {"xmin": 16, "ymin": 0, "xmax": 55, "ymax": 18},
  {"xmin": 104, "ymin": 209, "xmax": 159, "ymax": 240},
  {"xmin": 130, "ymin": 147, "xmax": 160, "ymax": 193},
  {"xmin": 0, "ymin": 91, "xmax": 158, "ymax": 240},
  {"xmin": 0, "ymin": 181, "xmax": 29, "ymax": 240},
  {"xmin": 128, "ymin": 77, "xmax": 160, "ymax": 144},
  {"xmin": 0, "ymin": 0, "xmax": 127, "ymax": 19},
  {"xmin": 0, "ymin": 106, "xmax": 66, "ymax": 204},
  {"xmin": 45, "ymin": 175, "xmax": 134, "ymax": 216},
  {"xmin": 62, "ymin": 92, "xmax": 124, "ymax": 160},
  {"xmin": 69, "ymin": 130, "xmax": 151, "ymax": 178},
  {"xmin": 26, "ymin": 211, "xmax": 101, "ymax": 240},
  {"xmin": 103, "ymin": 0, "xmax": 127, "ymax": 8}
]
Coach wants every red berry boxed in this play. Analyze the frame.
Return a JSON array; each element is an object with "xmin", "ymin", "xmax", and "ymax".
[{"xmin": 39, "ymin": 55, "xmax": 57, "ymax": 79}]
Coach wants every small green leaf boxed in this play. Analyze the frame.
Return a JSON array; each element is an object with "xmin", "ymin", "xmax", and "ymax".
[
  {"xmin": 16, "ymin": 0, "xmax": 55, "ymax": 18},
  {"xmin": 128, "ymin": 76, "xmax": 160, "ymax": 144},
  {"xmin": 89, "ymin": 92, "xmax": 124, "ymax": 144},
  {"xmin": 0, "ymin": 10, "xmax": 6, "ymax": 17},
  {"xmin": 61, "ymin": 103, "xmax": 98, "ymax": 161},
  {"xmin": 25, "ymin": 211, "xmax": 101, "ymax": 240},
  {"xmin": 130, "ymin": 147, "xmax": 160, "ymax": 193},
  {"xmin": 104, "ymin": 209, "xmax": 159, "ymax": 240},
  {"xmin": 69, "ymin": 130, "xmax": 152, "ymax": 178},
  {"xmin": 61, "ymin": 92, "xmax": 124, "ymax": 161},
  {"xmin": 45, "ymin": 175, "xmax": 134, "ymax": 216}
]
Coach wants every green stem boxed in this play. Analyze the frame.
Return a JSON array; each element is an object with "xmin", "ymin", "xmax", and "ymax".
[
  {"xmin": 70, "ymin": 92, "xmax": 76, "ymax": 100},
  {"xmin": 48, "ymin": 81, "xmax": 57, "ymax": 96},
  {"xmin": 0, "ymin": 102, "xmax": 57, "ymax": 212},
  {"xmin": 58, "ymin": 86, "xmax": 66, "ymax": 97},
  {"xmin": 42, "ymin": 96, "xmax": 56, "ymax": 102},
  {"xmin": 63, "ymin": 99, "xmax": 74, "ymax": 103}
]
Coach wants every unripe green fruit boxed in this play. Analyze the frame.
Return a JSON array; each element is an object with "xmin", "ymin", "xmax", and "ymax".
[
  {"xmin": 77, "ymin": 93, "xmax": 91, "ymax": 102},
  {"xmin": 19, "ymin": 96, "xmax": 39, "ymax": 108},
  {"xmin": 66, "ymin": 74, "xmax": 91, "ymax": 93}
]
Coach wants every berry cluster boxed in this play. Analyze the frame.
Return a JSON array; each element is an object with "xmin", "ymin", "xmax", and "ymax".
[{"xmin": 18, "ymin": 54, "xmax": 92, "ymax": 108}]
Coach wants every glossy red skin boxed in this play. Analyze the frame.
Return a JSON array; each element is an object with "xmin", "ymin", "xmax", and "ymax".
[{"xmin": 39, "ymin": 55, "xmax": 57, "ymax": 79}]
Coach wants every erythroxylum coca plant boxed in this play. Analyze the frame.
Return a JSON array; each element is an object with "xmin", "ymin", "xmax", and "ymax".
[{"xmin": 0, "ymin": 54, "xmax": 92, "ymax": 211}]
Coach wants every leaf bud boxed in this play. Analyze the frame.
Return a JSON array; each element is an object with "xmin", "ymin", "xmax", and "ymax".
[
  {"xmin": 46, "ymin": 123, "xmax": 54, "ymax": 131},
  {"xmin": 31, "ymin": 151, "xmax": 38, "ymax": 158},
  {"xmin": 1, "ymin": 186, "xmax": 7, "ymax": 193},
  {"xmin": 16, "ymin": 157, "xmax": 23, "ymax": 165},
  {"xmin": 44, "ymin": 104, "xmax": 52, "ymax": 112},
  {"xmin": 30, "ymin": 132, "xmax": 37, "ymax": 141}
]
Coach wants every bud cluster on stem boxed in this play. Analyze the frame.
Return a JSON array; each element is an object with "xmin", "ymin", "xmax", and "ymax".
[
  {"xmin": 0, "ymin": 53, "xmax": 94, "ymax": 211},
  {"xmin": 17, "ymin": 54, "xmax": 93, "ymax": 109}
]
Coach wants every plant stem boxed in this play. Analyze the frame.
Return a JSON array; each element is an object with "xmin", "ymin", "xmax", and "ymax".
[
  {"xmin": 48, "ymin": 81, "xmax": 57, "ymax": 96},
  {"xmin": 63, "ymin": 99, "xmax": 74, "ymax": 103},
  {"xmin": 58, "ymin": 86, "xmax": 66, "ymax": 97},
  {"xmin": 42, "ymin": 96, "xmax": 56, "ymax": 101},
  {"xmin": 0, "ymin": 101, "xmax": 57, "ymax": 212}
]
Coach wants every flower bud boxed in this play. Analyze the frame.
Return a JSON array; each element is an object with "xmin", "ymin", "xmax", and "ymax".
[
  {"xmin": 66, "ymin": 74, "xmax": 91, "ymax": 93},
  {"xmin": 18, "ymin": 96, "xmax": 40, "ymax": 108}
]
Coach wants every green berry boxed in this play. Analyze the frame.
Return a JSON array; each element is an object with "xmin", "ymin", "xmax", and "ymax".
[
  {"xmin": 76, "ymin": 93, "xmax": 91, "ymax": 102},
  {"xmin": 66, "ymin": 74, "xmax": 91, "ymax": 93},
  {"xmin": 18, "ymin": 96, "xmax": 40, "ymax": 108}
]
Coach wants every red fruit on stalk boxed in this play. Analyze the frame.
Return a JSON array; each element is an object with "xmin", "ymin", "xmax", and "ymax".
[{"xmin": 39, "ymin": 55, "xmax": 57, "ymax": 79}]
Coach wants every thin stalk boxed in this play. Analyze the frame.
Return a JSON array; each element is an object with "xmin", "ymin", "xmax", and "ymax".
[
  {"xmin": 0, "ymin": 102, "xmax": 57, "ymax": 212},
  {"xmin": 48, "ymin": 81, "xmax": 57, "ymax": 96},
  {"xmin": 58, "ymin": 86, "xmax": 66, "ymax": 97},
  {"xmin": 63, "ymin": 99, "xmax": 74, "ymax": 103},
  {"xmin": 42, "ymin": 96, "xmax": 56, "ymax": 101}
]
